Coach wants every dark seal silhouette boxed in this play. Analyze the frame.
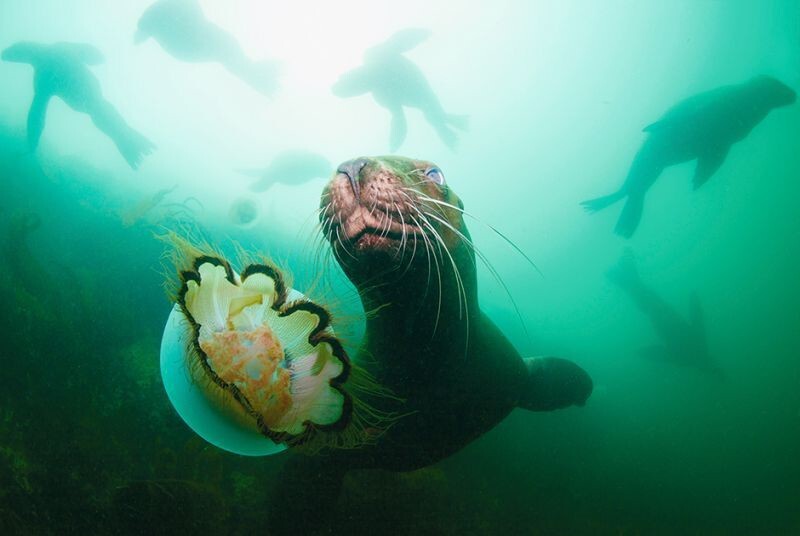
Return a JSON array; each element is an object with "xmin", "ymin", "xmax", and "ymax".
[
  {"xmin": 582, "ymin": 76, "xmax": 796, "ymax": 237},
  {"xmin": 268, "ymin": 156, "xmax": 592, "ymax": 534},
  {"xmin": 135, "ymin": 0, "xmax": 280, "ymax": 96},
  {"xmin": 2, "ymin": 41, "xmax": 155, "ymax": 169},
  {"xmin": 332, "ymin": 29, "xmax": 468, "ymax": 151},
  {"xmin": 607, "ymin": 250, "xmax": 722, "ymax": 376}
]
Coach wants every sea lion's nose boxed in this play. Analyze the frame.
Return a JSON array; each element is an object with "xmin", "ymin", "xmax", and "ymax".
[{"xmin": 337, "ymin": 158, "xmax": 368, "ymax": 197}]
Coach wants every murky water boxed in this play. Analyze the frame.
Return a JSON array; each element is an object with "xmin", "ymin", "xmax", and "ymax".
[{"xmin": 1, "ymin": 1, "xmax": 798, "ymax": 534}]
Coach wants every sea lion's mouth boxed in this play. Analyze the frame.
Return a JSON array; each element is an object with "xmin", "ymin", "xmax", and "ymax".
[
  {"xmin": 350, "ymin": 226, "xmax": 426, "ymax": 252},
  {"xmin": 325, "ymin": 204, "xmax": 426, "ymax": 254}
]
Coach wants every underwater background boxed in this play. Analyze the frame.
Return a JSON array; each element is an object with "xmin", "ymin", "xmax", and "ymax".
[{"xmin": 1, "ymin": 1, "xmax": 798, "ymax": 534}]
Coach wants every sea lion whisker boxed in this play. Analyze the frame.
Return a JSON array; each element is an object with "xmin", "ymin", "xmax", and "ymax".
[
  {"xmin": 423, "ymin": 207, "xmax": 513, "ymax": 307},
  {"xmin": 336, "ymin": 211, "xmax": 345, "ymax": 238},
  {"xmin": 335, "ymin": 226, "xmax": 358, "ymax": 263},
  {"xmin": 416, "ymin": 205, "xmax": 509, "ymax": 301},
  {"xmin": 317, "ymin": 201, "xmax": 332, "ymax": 218},
  {"xmin": 414, "ymin": 193, "xmax": 544, "ymax": 278},
  {"xmin": 400, "ymin": 188, "xmax": 449, "ymax": 219},
  {"xmin": 403, "ymin": 231, "xmax": 419, "ymax": 277},
  {"xmin": 419, "ymin": 205, "xmax": 533, "ymax": 347},
  {"xmin": 415, "ymin": 205, "xmax": 479, "ymax": 273},
  {"xmin": 429, "ymin": 218, "xmax": 467, "ymax": 321},
  {"xmin": 408, "ymin": 213, "xmax": 442, "ymax": 334},
  {"xmin": 419, "ymin": 213, "xmax": 469, "ymax": 348},
  {"xmin": 399, "ymin": 212, "xmax": 420, "ymax": 279},
  {"xmin": 411, "ymin": 205, "xmax": 468, "ymax": 328},
  {"xmin": 403, "ymin": 180, "xmax": 429, "ymax": 190},
  {"xmin": 318, "ymin": 204, "xmax": 334, "ymax": 236},
  {"xmin": 406, "ymin": 212, "xmax": 431, "ymax": 285},
  {"xmin": 379, "ymin": 202, "xmax": 393, "ymax": 240},
  {"xmin": 391, "ymin": 200, "xmax": 409, "ymax": 261}
]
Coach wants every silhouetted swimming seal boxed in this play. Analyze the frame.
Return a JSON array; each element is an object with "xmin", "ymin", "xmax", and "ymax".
[
  {"xmin": 332, "ymin": 29, "xmax": 468, "ymax": 151},
  {"xmin": 2, "ymin": 41, "xmax": 155, "ymax": 169},
  {"xmin": 135, "ymin": 0, "xmax": 280, "ymax": 96},
  {"xmin": 269, "ymin": 156, "xmax": 592, "ymax": 534},
  {"xmin": 582, "ymin": 75, "xmax": 796, "ymax": 238},
  {"xmin": 607, "ymin": 249, "xmax": 722, "ymax": 377}
]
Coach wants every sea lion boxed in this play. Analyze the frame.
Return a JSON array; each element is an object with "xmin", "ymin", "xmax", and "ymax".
[
  {"xmin": 332, "ymin": 29, "xmax": 468, "ymax": 151},
  {"xmin": 237, "ymin": 150, "xmax": 330, "ymax": 192},
  {"xmin": 135, "ymin": 0, "xmax": 280, "ymax": 96},
  {"xmin": 268, "ymin": 156, "xmax": 592, "ymax": 533},
  {"xmin": 2, "ymin": 42, "xmax": 155, "ymax": 170},
  {"xmin": 607, "ymin": 250, "xmax": 722, "ymax": 377},
  {"xmin": 581, "ymin": 75, "xmax": 796, "ymax": 238}
]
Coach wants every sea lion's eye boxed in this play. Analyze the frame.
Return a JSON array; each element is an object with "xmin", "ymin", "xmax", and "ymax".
[{"xmin": 425, "ymin": 167, "xmax": 445, "ymax": 185}]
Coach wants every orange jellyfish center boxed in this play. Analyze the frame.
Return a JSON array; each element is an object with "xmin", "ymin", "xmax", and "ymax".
[{"xmin": 200, "ymin": 324, "xmax": 292, "ymax": 426}]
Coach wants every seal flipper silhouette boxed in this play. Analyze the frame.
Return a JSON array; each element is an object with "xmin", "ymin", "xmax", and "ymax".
[
  {"xmin": 615, "ymin": 192, "xmax": 646, "ymax": 239},
  {"xmin": 388, "ymin": 105, "xmax": 408, "ymax": 151},
  {"xmin": 693, "ymin": 145, "xmax": 730, "ymax": 189},
  {"xmin": 582, "ymin": 75, "xmax": 796, "ymax": 237},
  {"xmin": 27, "ymin": 93, "xmax": 50, "ymax": 150},
  {"xmin": 614, "ymin": 153, "xmax": 664, "ymax": 238},
  {"xmin": 373, "ymin": 28, "xmax": 432, "ymax": 57}
]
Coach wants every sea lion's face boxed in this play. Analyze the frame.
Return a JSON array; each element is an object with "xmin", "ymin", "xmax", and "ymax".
[
  {"xmin": 751, "ymin": 75, "xmax": 796, "ymax": 108},
  {"xmin": 320, "ymin": 156, "xmax": 468, "ymax": 282}
]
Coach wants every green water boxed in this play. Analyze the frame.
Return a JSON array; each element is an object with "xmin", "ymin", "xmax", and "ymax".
[{"xmin": 0, "ymin": 1, "xmax": 798, "ymax": 534}]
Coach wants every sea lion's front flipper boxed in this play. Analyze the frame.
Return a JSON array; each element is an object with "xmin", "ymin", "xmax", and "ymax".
[
  {"xmin": 693, "ymin": 146, "xmax": 729, "ymax": 189},
  {"xmin": 389, "ymin": 107, "xmax": 408, "ymax": 151},
  {"xmin": 518, "ymin": 357, "xmax": 593, "ymax": 411},
  {"xmin": 374, "ymin": 28, "xmax": 431, "ymax": 56}
]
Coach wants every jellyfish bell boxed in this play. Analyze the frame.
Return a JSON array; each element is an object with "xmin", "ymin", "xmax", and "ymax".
[
  {"xmin": 159, "ymin": 238, "xmax": 389, "ymax": 456},
  {"xmin": 228, "ymin": 197, "xmax": 260, "ymax": 228}
]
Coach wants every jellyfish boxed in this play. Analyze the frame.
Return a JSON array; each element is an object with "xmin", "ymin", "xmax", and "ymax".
[
  {"xmin": 119, "ymin": 184, "xmax": 205, "ymax": 229},
  {"xmin": 160, "ymin": 237, "xmax": 390, "ymax": 456},
  {"xmin": 120, "ymin": 184, "xmax": 178, "ymax": 227},
  {"xmin": 228, "ymin": 197, "xmax": 260, "ymax": 228}
]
